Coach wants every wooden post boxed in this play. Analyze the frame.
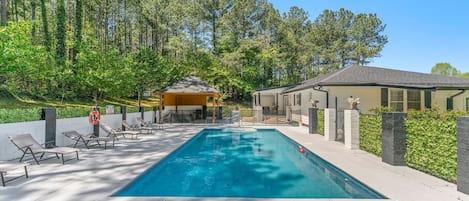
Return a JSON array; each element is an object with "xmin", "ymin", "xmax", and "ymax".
[{"xmin": 212, "ymin": 95, "xmax": 216, "ymax": 123}]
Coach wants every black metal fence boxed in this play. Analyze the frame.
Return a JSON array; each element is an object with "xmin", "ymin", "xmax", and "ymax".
[{"xmin": 158, "ymin": 109, "xmax": 289, "ymax": 126}]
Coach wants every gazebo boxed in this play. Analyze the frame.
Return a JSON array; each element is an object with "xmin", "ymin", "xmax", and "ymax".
[{"xmin": 157, "ymin": 76, "xmax": 221, "ymax": 123}]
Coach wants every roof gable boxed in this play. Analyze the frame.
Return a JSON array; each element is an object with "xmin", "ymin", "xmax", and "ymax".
[{"xmin": 159, "ymin": 76, "xmax": 220, "ymax": 94}]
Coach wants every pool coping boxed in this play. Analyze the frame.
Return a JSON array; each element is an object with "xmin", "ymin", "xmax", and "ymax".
[{"xmin": 0, "ymin": 124, "xmax": 468, "ymax": 201}]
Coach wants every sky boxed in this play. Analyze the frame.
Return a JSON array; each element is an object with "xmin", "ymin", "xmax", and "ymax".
[{"xmin": 268, "ymin": 0, "xmax": 469, "ymax": 74}]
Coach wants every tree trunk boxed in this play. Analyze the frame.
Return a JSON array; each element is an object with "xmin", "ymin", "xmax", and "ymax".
[
  {"xmin": 22, "ymin": 0, "xmax": 26, "ymax": 20},
  {"xmin": 40, "ymin": 0, "xmax": 51, "ymax": 52},
  {"xmin": 0, "ymin": 0, "xmax": 6, "ymax": 26},
  {"xmin": 72, "ymin": 0, "xmax": 83, "ymax": 64},
  {"xmin": 55, "ymin": 0, "xmax": 67, "ymax": 66},
  {"xmin": 13, "ymin": 0, "xmax": 18, "ymax": 22},
  {"xmin": 31, "ymin": 0, "xmax": 36, "ymax": 36}
]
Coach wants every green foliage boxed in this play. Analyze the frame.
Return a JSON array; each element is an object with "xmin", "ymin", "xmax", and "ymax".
[
  {"xmin": 0, "ymin": 1, "xmax": 388, "ymax": 103},
  {"xmin": 0, "ymin": 108, "xmax": 42, "ymax": 123},
  {"xmin": 431, "ymin": 62, "xmax": 459, "ymax": 76},
  {"xmin": 0, "ymin": 22, "xmax": 52, "ymax": 98},
  {"xmin": 359, "ymin": 114, "xmax": 382, "ymax": 157},
  {"xmin": 317, "ymin": 109, "xmax": 324, "ymax": 135},
  {"xmin": 358, "ymin": 107, "xmax": 393, "ymax": 157},
  {"xmin": 76, "ymin": 44, "xmax": 134, "ymax": 103},
  {"xmin": 57, "ymin": 107, "xmax": 91, "ymax": 119},
  {"xmin": 404, "ymin": 110, "xmax": 469, "ymax": 183}
]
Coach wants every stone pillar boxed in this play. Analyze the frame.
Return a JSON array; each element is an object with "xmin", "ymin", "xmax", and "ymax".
[
  {"xmin": 309, "ymin": 108, "xmax": 318, "ymax": 134},
  {"xmin": 121, "ymin": 106, "xmax": 127, "ymax": 131},
  {"xmin": 254, "ymin": 106, "xmax": 263, "ymax": 122},
  {"xmin": 232, "ymin": 110, "xmax": 240, "ymax": 125},
  {"xmin": 457, "ymin": 117, "xmax": 469, "ymax": 194},
  {"xmin": 324, "ymin": 108, "xmax": 336, "ymax": 141},
  {"xmin": 381, "ymin": 112, "xmax": 407, "ymax": 166},
  {"xmin": 41, "ymin": 108, "xmax": 56, "ymax": 147},
  {"xmin": 344, "ymin": 110, "xmax": 359, "ymax": 149}
]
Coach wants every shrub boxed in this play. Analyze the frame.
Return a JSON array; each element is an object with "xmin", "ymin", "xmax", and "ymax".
[
  {"xmin": 0, "ymin": 108, "xmax": 42, "ymax": 123},
  {"xmin": 317, "ymin": 109, "xmax": 324, "ymax": 135},
  {"xmin": 404, "ymin": 110, "xmax": 468, "ymax": 183},
  {"xmin": 359, "ymin": 114, "xmax": 382, "ymax": 157},
  {"xmin": 57, "ymin": 107, "xmax": 91, "ymax": 119}
]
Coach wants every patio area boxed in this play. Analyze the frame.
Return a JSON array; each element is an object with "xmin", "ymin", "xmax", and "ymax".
[{"xmin": 0, "ymin": 124, "xmax": 468, "ymax": 201}]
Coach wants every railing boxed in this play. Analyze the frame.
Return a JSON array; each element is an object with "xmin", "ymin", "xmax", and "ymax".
[{"xmin": 158, "ymin": 109, "xmax": 289, "ymax": 126}]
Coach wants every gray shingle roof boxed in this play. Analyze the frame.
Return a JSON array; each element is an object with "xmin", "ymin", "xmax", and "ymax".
[
  {"xmin": 159, "ymin": 76, "xmax": 220, "ymax": 94},
  {"xmin": 284, "ymin": 65, "xmax": 469, "ymax": 93}
]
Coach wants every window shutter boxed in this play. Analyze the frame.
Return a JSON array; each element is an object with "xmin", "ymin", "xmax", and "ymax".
[
  {"xmin": 299, "ymin": 93, "xmax": 301, "ymax": 105},
  {"xmin": 424, "ymin": 91, "xmax": 431, "ymax": 109},
  {"xmin": 381, "ymin": 88, "xmax": 388, "ymax": 107},
  {"xmin": 447, "ymin": 98, "xmax": 453, "ymax": 110}
]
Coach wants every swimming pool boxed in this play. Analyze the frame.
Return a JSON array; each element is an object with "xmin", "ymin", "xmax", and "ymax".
[{"xmin": 114, "ymin": 128, "xmax": 384, "ymax": 198}]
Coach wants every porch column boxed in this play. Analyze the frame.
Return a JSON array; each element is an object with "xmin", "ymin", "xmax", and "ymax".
[
  {"xmin": 212, "ymin": 95, "xmax": 216, "ymax": 123},
  {"xmin": 159, "ymin": 94, "xmax": 163, "ymax": 124}
]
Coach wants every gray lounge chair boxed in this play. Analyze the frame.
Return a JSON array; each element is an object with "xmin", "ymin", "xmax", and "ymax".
[
  {"xmin": 0, "ymin": 161, "xmax": 29, "ymax": 187},
  {"xmin": 9, "ymin": 134, "xmax": 79, "ymax": 165},
  {"xmin": 99, "ymin": 122, "xmax": 140, "ymax": 140},
  {"xmin": 62, "ymin": 131, "xmax": 115, "ymax": 149},
  {"xmin": 136, "ymin": 117, "xmax": 164, "ymax": 130},
  {"xmin": 122, "ymin": 120, "xmax": 154, "ymax": 134}
]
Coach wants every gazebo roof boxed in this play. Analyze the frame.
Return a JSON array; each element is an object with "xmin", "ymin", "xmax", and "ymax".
[{"xmin": 159, "ymin": 76, "xmax": 220, "ymax": 95}]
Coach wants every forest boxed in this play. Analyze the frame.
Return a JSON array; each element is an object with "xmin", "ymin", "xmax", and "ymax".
[{"xmin": 0, "ymin": 0, "xmax": 387, "ymax": 103}]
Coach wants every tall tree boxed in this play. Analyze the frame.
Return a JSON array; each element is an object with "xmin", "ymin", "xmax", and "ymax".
[
  {"xmin": 348, "ymin": 13, "xmax": 388, "ymax": 65},
  {"xmin": 40, "ymin": 0, "xmax": 51, "ymax": 52},
  {"xmin": 0, "ymin": 0, "xmax": 6, "ymax": 26},
  {"xmin": 72, "ymin": 0, "xmax": 83, "ymax": 63},
  {"xmin": 431, "ymin": 62, "xmax": 459, "ymax": 76},
  {"xmin": 56, "ymin": 0, "xmax": 67, "ymax": 66}
]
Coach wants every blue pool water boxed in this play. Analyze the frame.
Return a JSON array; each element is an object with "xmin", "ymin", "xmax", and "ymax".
[{"xmin": 114, "ymin": 128, "xmax": 384, "ymax": 198}]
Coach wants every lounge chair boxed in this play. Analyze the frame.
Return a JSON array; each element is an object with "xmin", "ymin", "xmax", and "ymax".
[
  {"xmin": 0, "ymin": 161, "xmax": 29, "ymax": 187},
  {"xmin": 62, "ymin": 130, "xmax": 115, "ymax": 149},
  {"xmin": 122, "ymin": 120, "xmax": 152, "ymax": 134},
  {"xmin": 9, "ymin": 134, "xmax": 79, "ymax": 165},
  {"xmin": 99, "ymin": 122, "xmax": 140, "ymax": 140},
  {"xmin": 136, "ymin": 117, "xmax": 164, "ymax": 130}
]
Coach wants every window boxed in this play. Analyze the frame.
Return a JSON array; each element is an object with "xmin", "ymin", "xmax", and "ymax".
[
  {"xmin": 390, "ymin": 89, "xmax": 404, "ymax": 111},
  {"xmin": 407, "ymin": 90, "xmax": 421, "ymax": 111}
]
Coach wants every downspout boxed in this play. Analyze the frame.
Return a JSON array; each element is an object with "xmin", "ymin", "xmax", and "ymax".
[
  {"xmin": 313, "ymin": 86, "xmax": 329, "ymax": 108},
  {"xmin": 447, "ymin": 89, "xmax": 465, "ymax": 110}
]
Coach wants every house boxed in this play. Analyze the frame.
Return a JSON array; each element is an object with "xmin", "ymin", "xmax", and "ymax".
[
  {"xmin": 157, "ymin": 76, "xmax": 221, "ymax": 122},
  {"xmin": 253, "ymin": 65, "xmax": 469, "ymax": 125},
  {"xmin": 252, "ymin": 84, "xmax": 298, "ymax": 115}
]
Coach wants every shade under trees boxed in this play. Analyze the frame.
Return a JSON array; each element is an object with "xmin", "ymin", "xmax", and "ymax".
[{"xmin": 0, "ymin": 0, "xmax": 388, "ymax": 103}]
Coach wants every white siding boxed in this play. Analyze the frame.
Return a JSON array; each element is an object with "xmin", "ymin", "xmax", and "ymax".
[
  {"xmin": 434, "ymin": 90, "xmax": 469, "ymax": 111},
  {"xmin": 325, "ymin": 86, "xmax": 381, "ymax": 114}
]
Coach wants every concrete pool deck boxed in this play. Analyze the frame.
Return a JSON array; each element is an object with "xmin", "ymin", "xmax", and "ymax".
[{"xmin": 0, "ymin": 124, "xmax": 468, "ymax": 201}]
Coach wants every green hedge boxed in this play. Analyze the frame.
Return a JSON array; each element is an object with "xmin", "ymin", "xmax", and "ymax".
[
  {"xmin": 359, "ymin": 114, "xmax": 382, "ymax": 157},
  {"xmin": 404, "ymin": 110, "xmax": 468, "ymax": 183},
  {"xmin": 317, "ymin": 109, "xmax": 324, "ymax": 135},
  {"xmin": 0, "ymin": 108, "xmax": 42, "ymax": 123},
  {"xmin": 57, "ymin": 107, "xmax": 91, "ymax": 119}
]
